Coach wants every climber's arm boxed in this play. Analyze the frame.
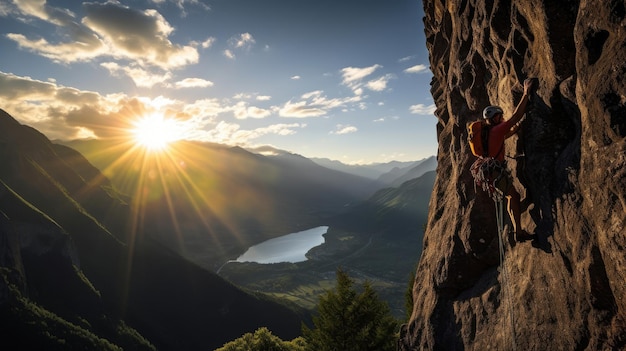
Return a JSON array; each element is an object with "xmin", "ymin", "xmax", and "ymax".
[
  {"xmin": 506, "ymin": 78, "xmax": 534, "ymax": 126},
  {"xmin": 505, "ymin": 122, "xmax": 521, "ymax": 138}
]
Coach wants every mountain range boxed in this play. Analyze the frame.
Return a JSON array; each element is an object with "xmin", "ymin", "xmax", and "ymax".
[
  {"xmin": 0, "ymin": 109, "xmax": 307, "ymax": 350},
  {"xmin": 0, "ymin": 108, "xmax": 436, "ymax": 350}
]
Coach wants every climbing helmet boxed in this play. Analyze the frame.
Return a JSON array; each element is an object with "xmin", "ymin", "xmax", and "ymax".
[{"xmin": 483, "ymin": 106, "xmax": 503, "ymax": 121}]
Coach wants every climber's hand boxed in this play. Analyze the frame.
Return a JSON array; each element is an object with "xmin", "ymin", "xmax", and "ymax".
[{"xmin": 523, "ymin": 78, "xmax": 536, "ymax": 95}]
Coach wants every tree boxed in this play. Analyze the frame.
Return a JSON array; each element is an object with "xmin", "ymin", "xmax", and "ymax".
[
  {"xmin": 215, "ymin": 327, "xmax": 305, "ymax": 351},
  {"xmin": 302, "ymin": 268, "xmax": 398, "ymax": 351}
]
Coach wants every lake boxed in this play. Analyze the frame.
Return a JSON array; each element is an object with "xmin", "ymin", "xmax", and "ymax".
[{"xmin": 236, "ymin": 226, "xmax": 329, "ymax": 264}]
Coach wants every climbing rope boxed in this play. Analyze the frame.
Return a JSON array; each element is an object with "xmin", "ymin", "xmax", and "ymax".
[
  {"xmin": 471, "ymin": 156, "xmax": 517, "ymax": 349},
  {"xmin": 494, "ymin": 193, "xmax": 516, "ymax": 351}
]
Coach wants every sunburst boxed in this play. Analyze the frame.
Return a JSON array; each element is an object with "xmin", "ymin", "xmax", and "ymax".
[{"xmin": 131, "ymin": 113, "xmax": 182, "ymax": 151}]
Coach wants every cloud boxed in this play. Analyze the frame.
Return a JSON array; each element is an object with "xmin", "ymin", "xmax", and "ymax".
[
  {"xmin": 223, "ymin": 49, "xmax": 235, "ymax": 59},
  {"xmin": 232, "ymin": 101, "xmax": 272, "ymax": 119},
  {"xmin": 205, "ymin": 121, "xmax": 303, "ymax": 145},
  {"xmin": 291, "ymin": 75, "xmax": 301, "ymax": 80},
  {"xmin": 0, "ymin": 70, "xmax": 151, "ymax": 140},
  {"xmin": 331, "ymin": 124, "xmax": 357, "ymax": 135},
  {"xmin": 233, "ymin": 93, "xmax": 271, "ymax": 101},
  {"xmin": 409, "ymin": 103, "xmax": 436, "ymax": 115},
  {"xmin": 0, "ymin": 71, "xmax": 223, "ymax": 142},
  {"xmin": 404, "ymin": 64, "xmax": 429, "ymax": 74},
  {"xmin": 101, "ymin": 62, "xmax": 172, "ymax": 88},
  {"xmin": 201, "ymin": 37, "xmax": 216, "ymax": 48},
  {"xmin": 366, "ymin": 74, "xmax": 393, "ymax": 92},
  {"xmin": 279, "ymin": 100, "xmax": 327, "ymax": 118},
  {"xmin": 156, "ymin": 0, "xmax": 210, "ymax": 17},
  {"xmin": 340, "ymin": 64, "xmax": 392, "ymax": 94},
  {"xmin": 6, "ymin": 1, "xmax": 199, "ymax": 69},
  {"xmin": 82, "ymin": 2, "xmax": 199, "ymax": 69},
  {"xmin": 228, "ymin": 32, "xmax": 255, "ymax": 50},
  {"xmin": 279, "ymin": 90, "xmax": 361, "ymax": 118},
  {"xmin": 12, "ymin": 0, "xmax": 78, "ymax": 25},
  {"xmin": 341, "ymin": 64, "xmax": 381, "ymax": 85},
  {"xmin": 174, "ymin": 77, "xmax": 214, "ymax": 88}
]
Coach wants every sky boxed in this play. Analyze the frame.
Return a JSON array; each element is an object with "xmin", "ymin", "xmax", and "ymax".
[{"xmin": 0, "ymin": 0, "xmax": 436, "ymax": 165}]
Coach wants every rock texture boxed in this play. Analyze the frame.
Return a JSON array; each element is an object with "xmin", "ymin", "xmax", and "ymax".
[{"xmin": 400, "ymin": 1, "xmax": 625, "ymax": 350}]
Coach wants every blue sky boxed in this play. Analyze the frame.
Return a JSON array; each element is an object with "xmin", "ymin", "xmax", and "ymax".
[{"xmin": 0, "ymin": 0, "xmax": 436, "ymax": 164}]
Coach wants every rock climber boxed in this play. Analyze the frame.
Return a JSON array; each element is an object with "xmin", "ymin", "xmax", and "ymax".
[{"xmin": 482, "ymin": 78, "xmax": 535, "ymax": 243}]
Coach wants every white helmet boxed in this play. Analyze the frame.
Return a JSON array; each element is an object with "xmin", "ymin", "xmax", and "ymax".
[{"xmin": 483, "ymin": 106, "xmax": 503, "ymax": 120}]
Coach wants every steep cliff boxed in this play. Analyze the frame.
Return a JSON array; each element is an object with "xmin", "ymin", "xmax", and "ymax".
[{"xmin": 400, "ymin": 1, "xmax": 625, "ymax": 350}]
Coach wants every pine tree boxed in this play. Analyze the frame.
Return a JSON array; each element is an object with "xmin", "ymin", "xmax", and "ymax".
[{"xmin": 302, "ymin": 268, "xmax": 398, "ymax": 351}]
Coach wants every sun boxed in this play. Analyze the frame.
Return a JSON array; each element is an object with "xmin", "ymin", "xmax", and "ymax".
[{"xmin": 132, "ymin": 113, "xmax": 182, "ymax": 151}]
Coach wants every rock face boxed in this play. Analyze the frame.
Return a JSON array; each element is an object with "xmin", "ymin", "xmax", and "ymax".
[{"xmin": 400, "ymin": 1, "xmax": 625, "ymax": 350}]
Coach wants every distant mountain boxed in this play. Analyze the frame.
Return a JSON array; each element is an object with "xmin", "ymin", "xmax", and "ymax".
[
  {"xmin": 377, "ymin": 155, "xmax": 437, "ymax": 187},
  {"xmin": 0, "ymin": 109, "xmax": 307, "ymax": 351},
  {"xmin": 247, "ymin": 144, "xmax": 437, "ymax": 187},
  {"xmin": 310, "ymin": 157, "xmax": 424, "ymax": 180},
  {"xmin": 60, "ymin": 139, "xmax": 385, "ymax": 270},
  {"xmin": 328, "ymin": 170, "xmax": 436, "ymax": 241}
]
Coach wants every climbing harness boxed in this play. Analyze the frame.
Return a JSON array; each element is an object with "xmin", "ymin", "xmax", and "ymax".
[{"xmin": 470, "ymin": 157, "xmax": 505, "ymax": 201}]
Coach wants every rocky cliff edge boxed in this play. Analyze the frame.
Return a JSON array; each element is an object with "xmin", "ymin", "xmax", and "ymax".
[{"xmin": 400, "ymin": 1, "xmax": 625, "ymax": 350}]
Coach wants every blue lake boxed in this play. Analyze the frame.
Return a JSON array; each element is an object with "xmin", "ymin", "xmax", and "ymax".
[{"xmin": 236, "ymin": 226, "xmax": 329, "ymax": 264}]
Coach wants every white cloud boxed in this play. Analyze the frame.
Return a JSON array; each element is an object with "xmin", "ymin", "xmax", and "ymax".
[
  {"xmin": 174, "ymin": 77, "xmax": 214, "ymax": 88},
  {"xmin": 291, "ymin": 75, "xmax": 301, "ymax": 80},
  {"xmin": 340, "ymin": 64, "xmax": 393, "ymax": 95},
  {"xmin": 366, "ymin": 74, "xmax": 393, "ymax": 92},
  {"xmin": 341, "ymin": 64, "xmax": 381, "ymax": 85},
  {"xmin": 331, "ymin": 124, "xmax": 357, "ymax": 135},
  {"xmin": 6, "ymin": 32, "xmax": 105, "ymax": 63},
  {"xmin": 279, "ymin": 90, "xmax": 362, "ymax": 118},
  {"xmin": 279, "ymin": 100, "xmax": 327, "ymax": 118},
  {"xmin": 13, "ymin": 0, "xmax": 77, "ymax": 26},
  {"xmin": 404, "ymin": 64, "xmax": 429, "ymax": 74},
  {"xmin": 161, "ymin": 0, "xmax": 211, "ymax": 16},
  {"xmin": 409, "ymin": 103, "xmax": 436, "ymax": 115},
  {"xmin": 223, "ymin": 49, "xmax": 235, "ymax": 59},
  {"xmin": 232, "ymin": 101, "xmax": 272, "ymax": 119},
  {"xmin": 233, "ymin": 93, "xmax": 271, "ymax": 101},
  {"xmin": 201, "ymin": 37, "xmax": 216, "ymax": 48},
  {"xmin": 228, "ymin": 32, "xmax": 255, "ymax": 50},
  {"xmin": 205, "ymin": 121, "xmax": 303, "ymax": 145},
  {"xmin": 101, "ymin": 62, "xmax": 172, "ymax": 88},
  {"xmin": 6, "ymin": 1, "xmax": 199, "ymax": 69}
]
